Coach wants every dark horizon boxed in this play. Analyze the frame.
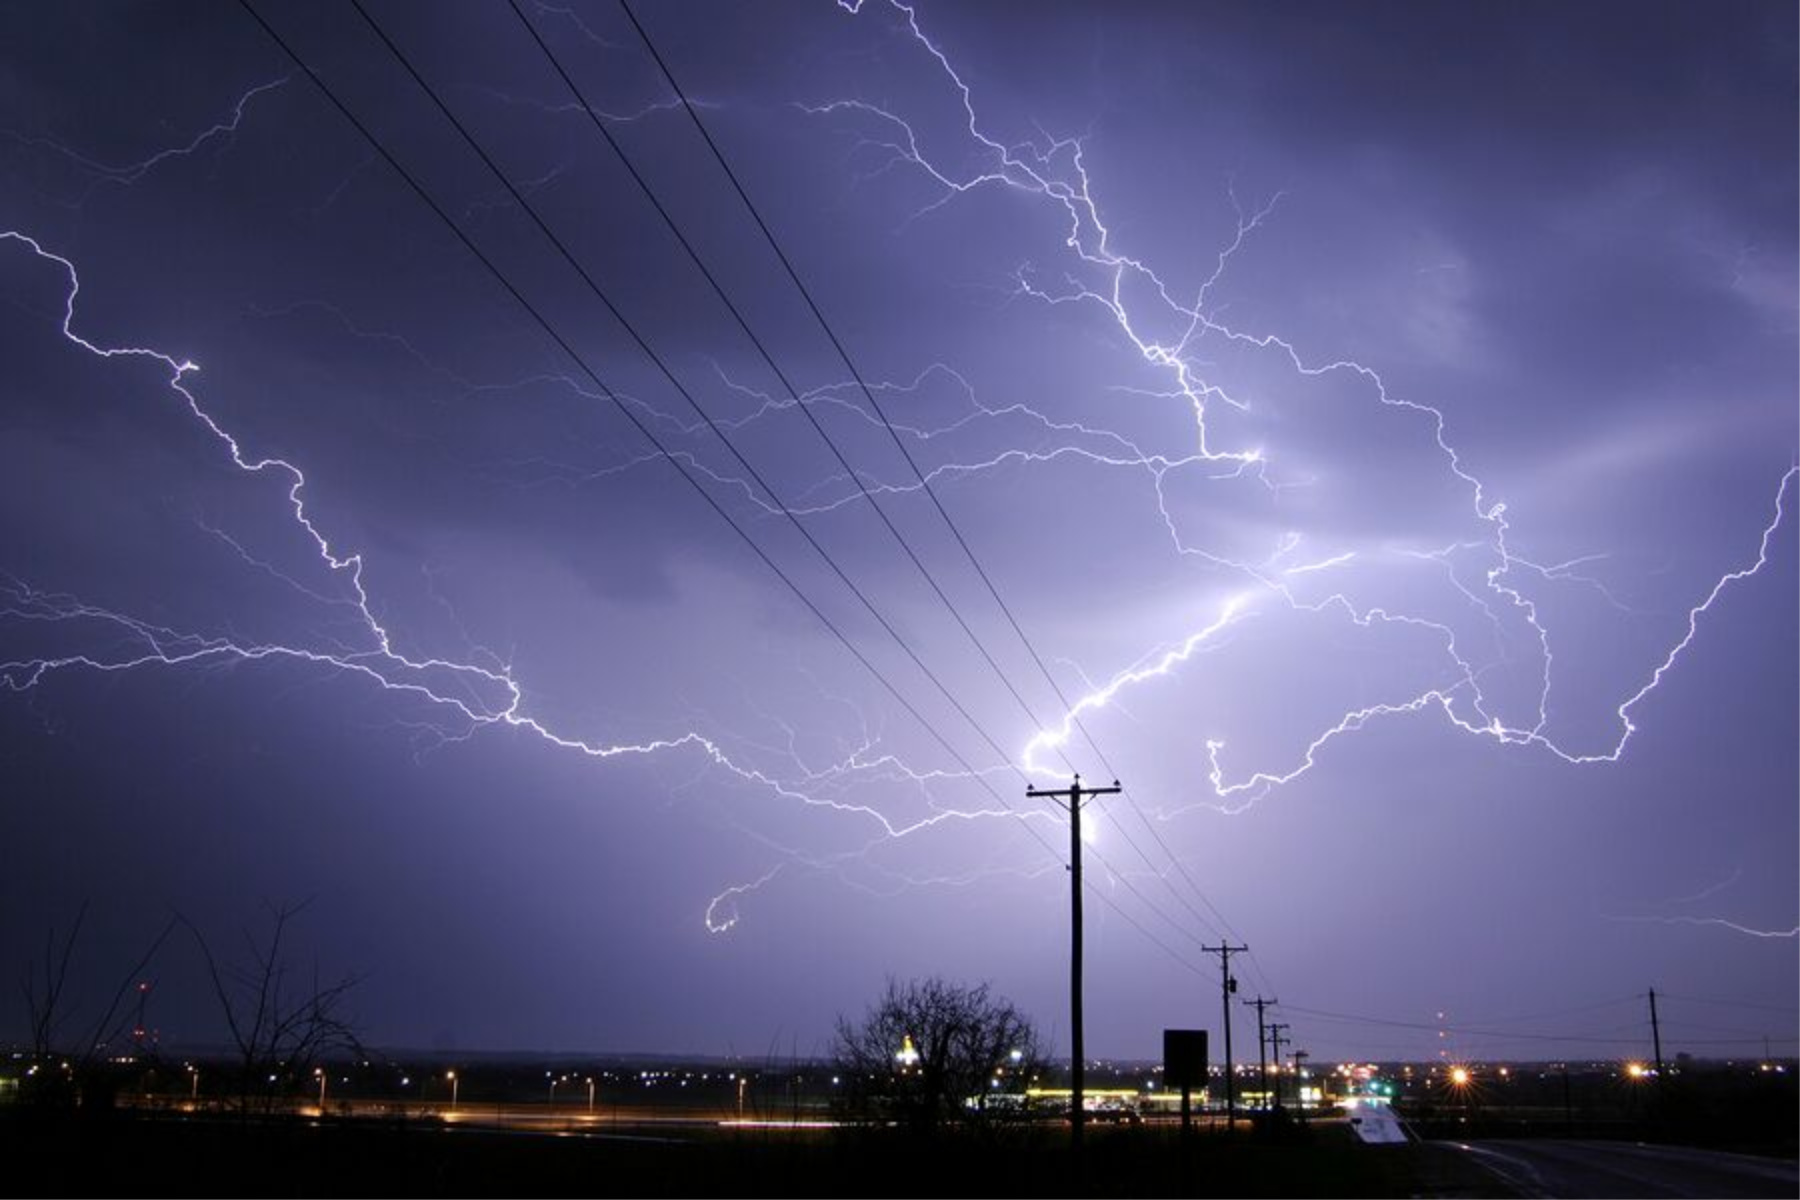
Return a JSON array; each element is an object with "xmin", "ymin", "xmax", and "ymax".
[{"xmin": 3, "ymin": 0, "xmax": 1795, "ymax": 1067}]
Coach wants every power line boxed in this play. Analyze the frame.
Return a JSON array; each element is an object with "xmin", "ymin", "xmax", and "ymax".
[
  {"xmin": 504, "ymin": 0, "xmax": 1236, "ymax": 952},
  {"xmin": 345, "ymin": 0, "xmax": 1028, "ymax": 793},
  {"xmin": 606, "ymin": 0, "xmax": 1261, "ymax": 967},
  {"xmin": 1280, "ymin": 1002, "xmax": 1798, "ymax": 1047},
  {"xmin": 614, "ymin": 0, "xmax": 1110, "ymax": 768},
  {"xmin": 235, "ymin": 0, "xmax": 1040, "ymax": 853},
  {"xmin": 346, "ymin": 0, "xmax": 1232, "ymax": 972},
  {"xmin": 1655, "ymin": 1018, "xmax": 1798, "ymax": 1037},
  {"xmin": 1656, "ymin": 991, "xmax": 1799, "ymax": 1015},
  {"xmin": 234, "ymin": 0, "xmax": 1219, "ymax": 986},
  {"xmin": 504, "ymin": 0, "xmax": 1069, "ymax": 769},
  {"xmin": 1448, "ymin": 994, "xmax": 1645, "ymax": 1027}
]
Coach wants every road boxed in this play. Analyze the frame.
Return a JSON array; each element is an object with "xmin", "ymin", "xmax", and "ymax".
[
  {"xmin": 123, "ymin": 1096, "xmax": 840, "ymax": 1137},
  {"xmin": 1449, "ymin": 1139, "xmax": 1799, "ymax": 1199}
]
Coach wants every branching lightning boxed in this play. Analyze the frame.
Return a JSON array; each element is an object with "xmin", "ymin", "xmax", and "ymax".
[
  {"xmin": 1602, "ymin": 915, "xmax": 1800, "ymax": 940},
  {"xmin": 823, "ymin": 0, "xmax": 1797, "ymax": 819},
  {"xmin": 2, "ymin": 77, "xmax": 291, "ymax": 207},
  {"xmin": 2, "ymin": 3, "xmax": 1792, "ymax": 948},
  {"xmin": 0, "ymin": 229, "xmax": 1041, "ymax": 930}
]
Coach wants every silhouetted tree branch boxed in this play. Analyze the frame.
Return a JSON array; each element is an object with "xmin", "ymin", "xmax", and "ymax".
[
  {"xmin": 180, "ymin": 901, "xmax": 364, "ymax": 1113},
  {"xmin": 834, "ymin": 976, "xmax": 1044, "ymax": 1132},
  {"xmin": 19, "ymin": 902, "xmax": 176, "ymax": 1107}
]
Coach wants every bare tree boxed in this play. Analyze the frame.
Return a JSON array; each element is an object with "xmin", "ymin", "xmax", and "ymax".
[
  {"xmin": 834, "ymin": 976, "xmax": 1045, "ymax": 1132},
  {"xmin": 19, "ymin": 902, "xmax": 176, "ymax": 1107},
  {"xmin": 182, "ymin": 901, "xmax": 363, "ymax": 1113}
]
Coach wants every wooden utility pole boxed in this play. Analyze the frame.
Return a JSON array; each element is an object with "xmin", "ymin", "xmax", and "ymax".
[
  {"xmin": 1202, "ymin": 942, "xmax": 1249, "ymax": 1128},
  {"xmin": 1265, "ymin": 1022, "xmax": 1290, "ymax": 1111},
  {"xmin": 1025, "ymin": 774, "xmax": 1120, "ymax": 1160},
  {"xmin": 1243, "ymin": 996, "xmax": 1277, "ymax": 1111},
  {"xmin": 1648, "ymin": 988, "xmax": 1666, "ymax": 1082}
]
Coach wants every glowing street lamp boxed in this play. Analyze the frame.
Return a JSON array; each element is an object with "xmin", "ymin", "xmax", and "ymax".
[
  {"xmin": 896, "ymin": 1035, "xmax": 921, "ymax": 1069},
  {"xmin": 315, "ymin": 1067, "xmax": 327, "ymax": 1110},
  {"xmin": 586, "ymin": 1076, "xmax": 596, "ymax": 1113},
  {"xmin": 447, "ymin": 1070, "xmax": 459, "ymax": 1112},
  {"xmin": 1626, "ymin": 1062, "xmax": 1647, "ymax": 1080},
  {"xmin": 1449, "ymin": 1066, "xmax": 1471, "ymax": 1088}
]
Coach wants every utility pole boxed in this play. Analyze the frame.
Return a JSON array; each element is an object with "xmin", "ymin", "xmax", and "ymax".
[
  {"xmin": 1265, "ymin": 1023, "xmax": 1289, "ymax": 1111},
  {"xmin": 1647, "ymin": 988, "xmax": 1666, "ymax": 1082},
  {"xmin": 1243, "ymin": 996, "xmax": 1277, "ymax": 1112},
  {"xmin": 1026, "ymin": 774, "xmax": 1120, "ymax": 1159},
  {"xmin": 1202, "ymin": 942, "xmax": 1249, "ymax": 1128}
]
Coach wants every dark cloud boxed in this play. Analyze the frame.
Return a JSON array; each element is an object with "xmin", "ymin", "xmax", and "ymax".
[{"xmin": 1, "ymin": 1, "xmax": 1792, "ymax": 1059}]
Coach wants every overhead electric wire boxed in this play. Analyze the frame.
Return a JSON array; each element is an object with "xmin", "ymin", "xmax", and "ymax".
[
  {"xmin": 1281, "ymin": 1002, "xmax": 1799, "ymax": 1047},
  {"xmin": 237, "ymin": 0, "xmax": 1214, "ymax": 981},
  {"xmin": 1655, "ymin": 991, "xmax": 1798, "ymax": 1015},
  {"xmin": 1656, "ymin": 1017, "xmax": 1797, "ymax": 1037},
  {"xmin": 613, "ymin": 0, "xmax": 1271, "ymax": 976},
  {"xmin": 601, "ymin": 0, "xmax": 1263, "ymax": 964},
  {"xmin": 344, "ymin": 0, "xmax": 1222, "ymax": 967},
  {"xmin": 343, "ymin": 0, "xmax": 1027, "ymax": 791},
  {"xmin": 235, "ymin": 0, "xmax": 1031, "ymax": 844},
  {"xmin": 500, "ymin": 0, "xmax": 1238, "ymax": 955},
  {"xmin": 503, "ymin": 4, "xmax": 1069, "ymax": 773},
  {"xmin": 1446, "ymin": 994, "xmax": 1645, "ymax": 1027}
]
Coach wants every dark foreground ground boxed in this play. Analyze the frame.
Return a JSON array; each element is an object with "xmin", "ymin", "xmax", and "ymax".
[
  {"xmin": 1448, "ymin": 1139, "xmax": 1799, "ymax": 1200},
  {"xmin": 4, "ymin": 1110, "xmax": 1506, "ymax": 1198}
]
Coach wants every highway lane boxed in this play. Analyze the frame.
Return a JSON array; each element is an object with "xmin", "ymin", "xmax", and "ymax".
[
  {"xmin": 122, "ymin": 1095, "xmax": 840, "ymax": 1134},
  {"xmin": 1449, "ymin": 1138, "xmax": 1798, "ymax": 1199}
]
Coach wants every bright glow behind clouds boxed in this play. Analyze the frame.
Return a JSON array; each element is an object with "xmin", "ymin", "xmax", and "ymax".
[{"xmin": 0, "ymin": 0, "xmax": 1793, "ymax": 1058}]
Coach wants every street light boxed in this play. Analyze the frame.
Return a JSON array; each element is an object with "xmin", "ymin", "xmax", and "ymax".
[
  {"xmin": 447, "ymin": 1070, "xmax": 459, "ymax": 1113},
  {"xmin": 586, "ymin": 1076, "xmax": 595, "ymax": 1113},
  {"xmin": 315, "ymin": 1067, "xmax": 327, "ymax": 1110}
]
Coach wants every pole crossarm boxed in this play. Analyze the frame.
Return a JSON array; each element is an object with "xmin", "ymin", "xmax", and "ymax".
[
  {"xmin": 1243, "ymin": 995, "xmax": 1277, "ymax": 1112},
  {"xmin": 1202, "ymin": 942, "xmax": 1250, "ymax": 1127},
  {"xmin": 1265, "ymin": 1022, "xmax": 1290, "ymax": 1111},
  {"xmin": 1022, "ymin": 774, "xmax": 1122, "ymax": 1163}
]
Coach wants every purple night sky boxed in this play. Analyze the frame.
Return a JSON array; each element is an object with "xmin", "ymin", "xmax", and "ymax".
[{"xmin": 3, "ymin": 1, "xmax": 1794, "ymax": 1064}]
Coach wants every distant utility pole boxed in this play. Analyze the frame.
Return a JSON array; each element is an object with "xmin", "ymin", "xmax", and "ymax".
[
  {"xmin": 1291, "ymin": 1049, "xmax": 1310, "ymax": 1121},
  {"xmin": 1266, "ymin": 1022, "xmax": 1290, "ymax": 1111},
  {"xmin": 1202, "ymin": 942, "xmax": 1249, "ymax": 1127},
  {"xmin": 1026, "ymin": 773, "xmax": 1120, "ymax": 1159},
  {"xmin": 1243, "ymin": 996, "xmax": 1277, "ymax": 1111},
  {"xmin": 1647, "ymin": 988, "xmax": 1666, "ymax": 1082}
]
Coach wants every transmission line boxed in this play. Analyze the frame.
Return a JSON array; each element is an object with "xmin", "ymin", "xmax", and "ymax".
[
  {"xmin": 349, "ymin": 0, "xmax": 1235, "ymax": 966},
  {"xmin": 238, "ymin": 0, "xmax": 1217, "ymax": 983},
  {"xmin": 603, "ymin": 0, "xmax": 1264, "ymax": 961}
]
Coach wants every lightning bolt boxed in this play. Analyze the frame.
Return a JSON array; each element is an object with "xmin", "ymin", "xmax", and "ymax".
[
  {"xmin": 3, "ymin": 77, "xmax": 290, "ymax": 208},
  {"xmin": 1602, "ymin": 915, "xmax": 1800, "ymax": 940},
  {"xmin": 824, "ymin": 0, "xmax": 1797, "ymax": 818},
  {"xmin": 0, "ymin": 229, "xmax": 1055, "ymax": 931},
  {"xmin": 4, "ymin": 5, "xmax": 1792, "ymax": 946}
]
